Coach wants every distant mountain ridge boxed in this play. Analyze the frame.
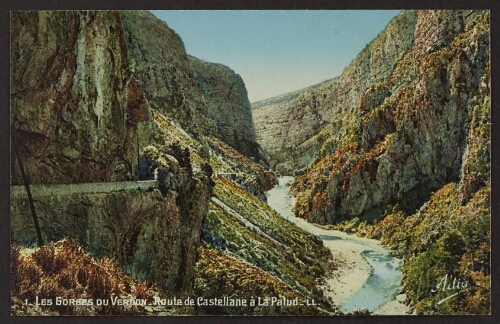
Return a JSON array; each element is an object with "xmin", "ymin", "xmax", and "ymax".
[
  {"xmin": 10, "ymin": 10, "xmax": 332, "ymax": 315},
  {"xmin": 251, "ymin": 78, "xmax": 337, "ymax": 110},
  {"xmin": 10, "ymin": 9, "xmax": 490, "ymax": 316},
  {"xmin": 252, "ymin": 10, "xmax": 418, "ymax": 174}
]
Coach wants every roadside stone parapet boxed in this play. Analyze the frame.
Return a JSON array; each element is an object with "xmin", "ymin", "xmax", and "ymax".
[{"xmin": 11, "ymin": 180, "xmax": 159, "ymax": 200}]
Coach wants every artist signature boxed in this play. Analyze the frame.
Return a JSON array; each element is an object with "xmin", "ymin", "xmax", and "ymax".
[{"xmin": 431, "ymin": 274, "xmax": 470, "ymax": 305}]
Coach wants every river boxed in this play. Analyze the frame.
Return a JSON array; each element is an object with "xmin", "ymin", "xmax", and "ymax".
[{"xmin": 266, "ymin": 176, "xmax": 405, "ymax": 314}]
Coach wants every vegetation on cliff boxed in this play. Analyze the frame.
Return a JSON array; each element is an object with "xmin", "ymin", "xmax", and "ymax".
[
  {"xmin": 200, "ymin": 176, "xmax": 337, "ymax": 314},
  {"xmin": 10, "ymin": 9, "xmax": 491, "ymax": 317},
  {"xmin": 10, "ymin": 239, "xmax": 168, "ymax": 316},
  {"xmin": 194, "ymin": 243, "xmax": 338, "ymax": 315},
  {"xmin": 253, "ymin": 11, "xmax": 418, "ymax": 173},
  {"xmin": 10, "ymin": 9, "xmax": 329, "ymax": 317},
  {"xmin": 354, "ymin": 185, "xmax": 490, "ymax": 314},
  {"xmin": 286, "ymin": 10, "xmax": 490, "ymax": 314}
]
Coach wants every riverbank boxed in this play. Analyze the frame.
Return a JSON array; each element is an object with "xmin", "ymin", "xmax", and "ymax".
[
  {"xmin": 322, "ymin": 237, "xmax": 372, "ymax": 305},
  {"xmin": 373, "ymin": 293, "xmax": 410, "ymax": 315},
  {"xmin": 266, "ymin": 176, "xmax": 411, "ymax": 314},
  {"xmin": 293, "ymin": 217, "xmax": 411, "ymax": 314},
  {"xmin": 289, "ymin": 217, "xmax": 382, "ymax": 305}
]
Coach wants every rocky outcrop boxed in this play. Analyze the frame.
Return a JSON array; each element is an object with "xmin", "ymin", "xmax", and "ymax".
[
  {"xmin": 253, "ymin": 11, "xmax": 418, "ymax": 174},
  {"xmin": 12, "ymin": 189, "xmax": 181, "ymax": 289},
  {"xmin": 119, "ymin": 11, "xmax": 211, "ymax": 136},
  {"xmin": 205, "ymin": 135, "xmax": 277, "ymax": 202},
  {"xmin": 10, "ymin": 10, "xmax": 284, "ymax": 308},
  {"xmin": 290, "ymin": 10, "xmax": 490, "ymax": 225},
  {"xmin": 283, "ymin": 11, "xmax": 491, "ymax": 314},
  {"xmin": 190, "ymin": 57, "xmax": 267, "ymax": 166},
  {"xmin": 12, "ymin": 173, "xmax": 212, "ymax": 298},
  {"xmin": 10, "ymin": 11, "xmax": 147, "ymax": 185},
  {"xmin": 10, "ymin": 10, "xmax": 213, "ymax": 299},
  {"xmin": 120, "ymin": 12, "xmax": 268, "ymax": 167}
]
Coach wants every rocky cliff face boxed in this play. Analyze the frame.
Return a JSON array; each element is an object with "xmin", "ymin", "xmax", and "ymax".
[
  {"xmin": 287, "ymin": 10, "xmax": 490, "ymax": 314},
  {"xmin": 11, "ymin": 11, "xmax": 147, "ymax": 185},
  {"xmin": 12, "ymin": 188, "xmax": 186, "ymax": 292},
  {"xmin": 291, "ymin": 10, "xmax": 490, "ymax": 225},
  {"xmin": 119, "ymin": 11, "xmax": 211, "ymax": 136},
  {"xmin": 253, "ymin": 11, "xmax": 418, "ymax": 174},
  {"xmin": 10, "ymin": 10, "xmax": 213, "ymax": 299},
  {"xmin": 252, "ymin": 79, "xmax": 338, "ymax": 174},
  {"xmin": 11, "ymin": 11, "xmax": 323, "ymax": 315},
  {"xmin": 190, "ymin": 57, "xmax": 267, "ymax": 166}
]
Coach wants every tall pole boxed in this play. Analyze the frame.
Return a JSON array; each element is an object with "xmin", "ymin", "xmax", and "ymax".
[
  {"xmin": 136, "ymin": 130, "xmax": 140, "ymax": 181},
  {"xmin": 12, "ymin": 141, "xmax": 44, "ymax": 247}
]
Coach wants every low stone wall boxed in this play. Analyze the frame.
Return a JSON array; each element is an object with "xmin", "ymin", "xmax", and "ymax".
[{"xmin": 11, "ymin": 180, "xmax": 159, "ymax": 200}]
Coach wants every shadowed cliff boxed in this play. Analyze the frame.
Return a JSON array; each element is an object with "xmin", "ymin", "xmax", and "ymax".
[{"xmin": 10, "ymin": 10, "xmax": 332, "ymax": 316}]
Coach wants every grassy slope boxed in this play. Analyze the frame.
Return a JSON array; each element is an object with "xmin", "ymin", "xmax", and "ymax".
[{"xmin": 198, "ymin": 176, "xmax": 338, "ymax": 315}]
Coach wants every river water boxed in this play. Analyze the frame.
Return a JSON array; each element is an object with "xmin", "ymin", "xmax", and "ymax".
[{"xmin": 266, "ymin": 176, "xmax": 403, "ymax": 313}]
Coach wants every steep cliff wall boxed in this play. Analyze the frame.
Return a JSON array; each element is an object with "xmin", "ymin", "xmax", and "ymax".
[
  {"xmin": 292, "ymin": 10, "xmax": 490, "ymax": 224},
  {"xmin": 289, "ymin": 10, "xmax": 490, "ymax": 314},
  {"xmin": 119, "ymin": 11, "xmax": 211, "ymax": 136},
  {"xmin": 253, "ymin": 11, "xmax": 418, "ymax": 173},
  {"xmin": 11, "ymin": 11, "xmax": 148, "ymax": 185},
  {"xmin": 10, "ymin": 11, "xmax": 307, "ymax": 313},
  {"xmin": 12, "ymin": 189, "xmax": 182, "ymax": 288},
  {"xmin": 10, "ymin": 10, "xmax": 213, "ymax": 299},
  {"xmin": 253, "ymin": 79, "xmax": 338, "ymax": 174},
  {"xmin": 190, "ymin": 57, "xmax": 267, "ymax": 166}
]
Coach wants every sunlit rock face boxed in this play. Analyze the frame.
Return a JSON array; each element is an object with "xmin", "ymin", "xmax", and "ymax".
[
  {"xmin": 11, "ymin": 9, "xmax": 490, "ymax": 316},
  {"xmin": 11, "ymin": 11, "xmax": 146, "ymax": 185},
  {"xmin": 10, "ymin": 10, "xmax": 283, "ymax": 303},
  {"xmin": 253, "ymin": 11, "xmax": 418, "ymax": 174},
  {"xmin": 119, "ymin": 11, "xmax": 214, "ymax": 137},
  {"xmin": 254, "ymin": 10, "xmax": 490, "ymax": 226}
]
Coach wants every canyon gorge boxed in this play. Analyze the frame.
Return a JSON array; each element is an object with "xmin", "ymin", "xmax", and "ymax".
[{"xmin": 10, "ymin": 10, "xmax": 490, "ymax": 316}]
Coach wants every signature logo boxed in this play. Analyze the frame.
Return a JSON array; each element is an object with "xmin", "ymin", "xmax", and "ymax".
[{"xmin": 431, "ymin": 274, "xmax": 470, "ymax": 305}]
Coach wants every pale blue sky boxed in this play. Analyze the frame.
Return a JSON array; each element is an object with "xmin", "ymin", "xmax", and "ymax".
[{"xmin": 152, "ymin": 10, "xmax": 400, "ymax": 102}]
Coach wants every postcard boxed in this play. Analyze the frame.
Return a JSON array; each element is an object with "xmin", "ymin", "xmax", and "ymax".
[{"xmin": 8, "ymin": 8, "xmax": 492, "ymax": 319}]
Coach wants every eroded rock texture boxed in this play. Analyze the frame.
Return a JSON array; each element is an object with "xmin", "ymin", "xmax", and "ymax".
[
  {"xmin": 288, "ymin": 10, "xmax": 490, "ymax": 225},
  {"xmin": 10, "ymin": 10, "xmax": 282, "ymax": 303},
  {"xmin": 191, "ymin": 57, "xmax": 267, "ymax": 166},
  {"xmin": 253, "ymin": 11, "xmax": 418, "ymax": 174},
  {"xmin": 10, "ymin": 10, "xmax": 213, "ymax": 298},
  {"xmin": 11, "ymin": 11, "xmax": 146, "ymax": 184},
  {"xmin": 119, "ymin": 11, "xmax": 211, "ymax": 136}
]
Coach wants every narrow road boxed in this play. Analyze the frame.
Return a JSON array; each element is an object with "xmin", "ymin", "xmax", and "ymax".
[{"xmin": 11, "ymin": 180, "xmax": 159, "ymax": 199}]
